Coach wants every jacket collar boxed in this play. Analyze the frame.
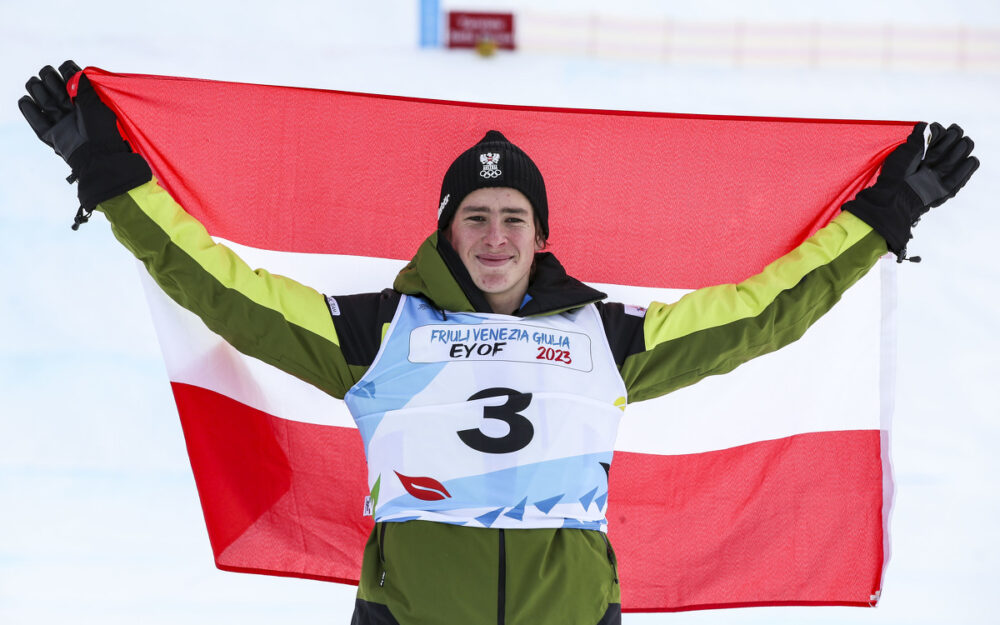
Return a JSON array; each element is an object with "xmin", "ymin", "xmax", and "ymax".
[{"xmin": 392, "ymin": 232, "xmax": 606, "ymax": 316}]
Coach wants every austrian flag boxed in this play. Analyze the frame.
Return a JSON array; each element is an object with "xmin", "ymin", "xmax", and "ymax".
[{"xmin": 86, "ymin": 66, "xmax": 909, "ymax": 612}]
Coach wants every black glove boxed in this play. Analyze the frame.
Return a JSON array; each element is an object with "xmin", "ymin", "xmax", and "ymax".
[
  {"xmin": 843, "ymin": 122, "xmax": 979, "ymax": 262},
  {"xmin": 19, "ymin": 60, "xmax": 151, "ymax": 229}
]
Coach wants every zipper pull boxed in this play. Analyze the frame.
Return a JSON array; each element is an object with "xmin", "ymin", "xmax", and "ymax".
[
  {"xmin": 895, "ymin": 246, "xmax": 922, "ymax": 263},
  {"xmin": 377, "ymin": 522, "xmax": 388, "ymax": 587},
  {"xmin": 71, "ymin": 205, "xmax": 93, "ymax": 231}
]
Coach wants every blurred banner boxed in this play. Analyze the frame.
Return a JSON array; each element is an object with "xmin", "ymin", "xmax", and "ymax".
[{"xmin": 448, "ymin": 11, "xmax": 516, "ymax": 50}]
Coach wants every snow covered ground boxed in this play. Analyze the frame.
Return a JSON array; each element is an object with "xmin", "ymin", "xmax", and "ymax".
[{"xmin": 1, "ymin": 1, "xmax": 998, "ymax": 623}]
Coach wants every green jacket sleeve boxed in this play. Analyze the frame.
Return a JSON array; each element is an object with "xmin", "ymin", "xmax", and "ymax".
[
  {"xmin": 621, "ymin": 211, "xmax": 888, "ymax": 402},
  {"xmin": 97, "ymin": 178, "xmax": 358, "ymax": 399}
]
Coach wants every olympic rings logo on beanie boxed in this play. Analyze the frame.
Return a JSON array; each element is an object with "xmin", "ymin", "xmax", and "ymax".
[
  {"xmin": 438, "ymin": 130, "xmax": 548, "ymax": 238},
  {"xmin": 479, "ymin": 152, "xmax": 502, "ymax": 178}
]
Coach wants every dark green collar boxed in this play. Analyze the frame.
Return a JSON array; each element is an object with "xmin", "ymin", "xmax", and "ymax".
[{"xmin": 393, "ymin": 232, "xmax": 606, "ymax": 316}]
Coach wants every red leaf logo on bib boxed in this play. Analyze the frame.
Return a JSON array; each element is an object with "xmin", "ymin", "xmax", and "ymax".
[{"xmin": 395, "ymin": 471, "xmax": 452, "ymax": 501}]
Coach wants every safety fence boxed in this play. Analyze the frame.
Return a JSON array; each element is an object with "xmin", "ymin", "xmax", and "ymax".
[{"xmin": 504, "ymin": 12, "xmax": 1000, "ymax": 73}]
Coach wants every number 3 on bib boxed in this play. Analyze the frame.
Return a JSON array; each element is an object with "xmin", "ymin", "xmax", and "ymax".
[{"xmin": 457, "ymin": 387, "xmax": 534, "ymax": 454}]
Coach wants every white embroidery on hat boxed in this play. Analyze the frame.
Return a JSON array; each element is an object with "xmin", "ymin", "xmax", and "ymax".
[
  {"xmin": 438, "ymin": 193, "xmax": 450, "ymax": 218},
  {"xmin": 479, "ymin": 152, "xmax": 501, "ymax": 178}
]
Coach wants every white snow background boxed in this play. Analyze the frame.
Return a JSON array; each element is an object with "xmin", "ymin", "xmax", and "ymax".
[{"xmin": 1, "ymin": 1, "xmax": 998, "ymax": 623}]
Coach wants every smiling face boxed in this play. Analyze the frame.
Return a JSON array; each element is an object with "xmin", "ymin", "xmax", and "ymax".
[{"xmin": 444, "ymin": 187, "xmax": 545, "ymax": 315}]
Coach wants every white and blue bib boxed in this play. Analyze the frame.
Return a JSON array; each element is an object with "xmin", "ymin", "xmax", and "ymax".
[{"xmin": 344, "ymin": 295, "xmax": 628, "ymax": 530}]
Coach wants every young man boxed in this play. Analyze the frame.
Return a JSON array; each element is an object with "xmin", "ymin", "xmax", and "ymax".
[{"xmin": 20, "ymin": 62, "xmax": 978, "ymax": 625}]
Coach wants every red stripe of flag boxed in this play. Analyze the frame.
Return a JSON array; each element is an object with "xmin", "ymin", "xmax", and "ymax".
[
  {"xmin": 174, "ymin": 382, "xmax": 370, "ymax": 584},
  {"xmin": 86, "ymin": 67, "xmax": 911, "ymax": 287},
  {"xmin": 174, "ymin": 381, "xmax": 884, "ymax": 610}
]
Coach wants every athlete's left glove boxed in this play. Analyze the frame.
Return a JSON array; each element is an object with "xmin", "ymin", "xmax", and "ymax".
[
  {"xmin": 19, "ymin": 60, "xmax": 151, "ymax": 229},
  {"xmin": 843, "ymin": 122, "xmax": 979, "ymax": 262}
]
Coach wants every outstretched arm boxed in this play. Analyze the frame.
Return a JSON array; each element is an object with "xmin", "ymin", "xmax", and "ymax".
[
  {"xmin": 99, "ymin": 179, "xmax": 360, "ymax": 398},
  {"xmin": 607, "ymin": 122, "xmax": 978, "ymax": 403},
  {"xmin": 20, "ymin": 61, "xmax": 361, "ymax": 399},
  {"xmin": 615, "ymin": 211, "xmax": 885, "ymax": 402}
]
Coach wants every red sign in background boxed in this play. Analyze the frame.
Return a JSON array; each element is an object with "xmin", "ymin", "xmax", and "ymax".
[{"xmin": 448, "ymin": 11, "xmax": 515, "ymax": 49}]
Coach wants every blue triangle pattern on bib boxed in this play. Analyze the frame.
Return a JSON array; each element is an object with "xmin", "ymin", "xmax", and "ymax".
[
  {"xmin": 504, "ymin": 497, "xmax": 527, "ymax": 521},
  {"xmin": 534, "ymin": 494, "xmax": 564, "ymax": 514},
  {"xmin": 476, "ymin": 507, "xmax": 506, "ymax": 528},
  {"xmin": 595, "ymin": 491, "xmax": 608, "ymax": 511}
]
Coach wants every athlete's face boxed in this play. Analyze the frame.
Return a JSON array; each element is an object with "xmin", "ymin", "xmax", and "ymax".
[{"xmin": 445, "ymin": 187, "xmax": 544, "ymax": 315}]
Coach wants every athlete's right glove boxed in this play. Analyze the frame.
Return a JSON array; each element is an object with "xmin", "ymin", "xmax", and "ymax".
[
  {"xmin": 843, "ymin": 122, "xmax": 979, "ymax": 262},
  {"xmin": 19, "ymin": 60, "xmax": 151, "ymax": 229}
]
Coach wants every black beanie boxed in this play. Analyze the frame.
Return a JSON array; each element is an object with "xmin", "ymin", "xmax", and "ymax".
[{"xmin": 437, "ymin": 130, "xmax": 548, "ymax": 238}]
